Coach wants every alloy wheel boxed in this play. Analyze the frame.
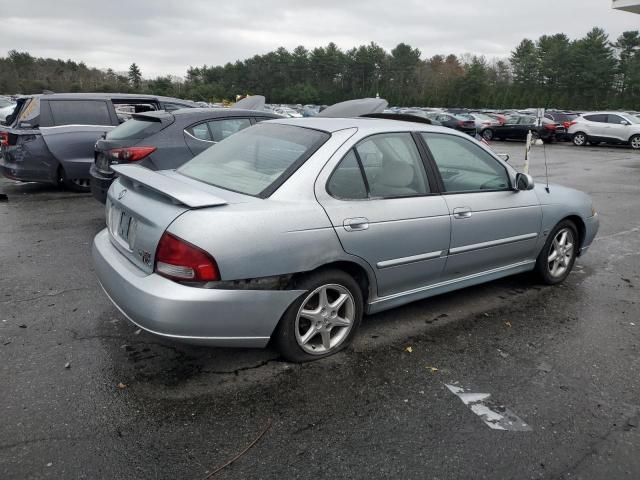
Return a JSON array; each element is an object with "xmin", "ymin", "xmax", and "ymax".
[
  {"xmin": 547, "ymin": 228, "xmax": 575, "ymax": 278},
  {"xmin": 631, "ymin": 136, "xmax": 640, "ymax": 150},
  {"xmin": 482, "ymin": 129, "xmax": 493, "ymax": 141},
  {"xmin": 573, "ymin": 133, "xmax": 586, "ymax": 146},
  {"xmin": 294, "ymin": 284, "xmax": 355, "ymax": 355}
]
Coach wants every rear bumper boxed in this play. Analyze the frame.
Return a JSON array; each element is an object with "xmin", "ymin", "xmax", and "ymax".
[
  {"xmin": 89, "ymin": 164, "xmax": 113, "ymax": 204},
  {"xmin": 0, "ymin": 151, "xmax": 56, "ymax": 184},
  {"xmin": 579, "ymin": 213, "xmax": 599, "ymax": 255},
  {"xmin": 92, "ymin": 229, "xmax": 304, "ymax": 347}
]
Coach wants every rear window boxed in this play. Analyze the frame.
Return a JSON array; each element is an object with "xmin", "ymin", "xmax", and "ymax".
[
  {"xmin": 178, "ymin": 123, "xmax": 329, "ymax": 197},
  {"xmin": 106, "ymin": 118, "xmax": 164, "ymax": 140},
  {"xmin": 49, "ymin": 100, "xmax": 112, "ymax": 126}
]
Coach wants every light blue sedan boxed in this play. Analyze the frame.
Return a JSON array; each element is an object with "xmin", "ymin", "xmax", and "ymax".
[{"xmin": 92, "ymin": 117, "xmax": 599, "ymax": 361}]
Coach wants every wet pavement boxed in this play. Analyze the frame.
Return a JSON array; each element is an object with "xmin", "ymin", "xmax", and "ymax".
[{"xmin": 1, "ymin": 141, "xmax": 639, "ymax": 479}]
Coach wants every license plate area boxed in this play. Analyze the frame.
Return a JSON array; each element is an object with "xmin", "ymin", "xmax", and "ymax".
[{"xmin": 108, "ymin": 202, "xmax": 137, "ymax": 250}]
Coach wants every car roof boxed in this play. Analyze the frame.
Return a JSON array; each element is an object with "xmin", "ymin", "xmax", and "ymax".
[
  {"xmin": 267, "ymin": 116, "xmax": 459, "ymax": 134},
  {"xmin": 17, "ymin": 92, "xmax": 196, "ymax": 105}
]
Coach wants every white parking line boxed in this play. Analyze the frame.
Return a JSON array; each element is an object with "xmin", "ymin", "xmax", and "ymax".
[{"xmin": 445, "ymin": 384, "xmax": 532, "ymax": 431}]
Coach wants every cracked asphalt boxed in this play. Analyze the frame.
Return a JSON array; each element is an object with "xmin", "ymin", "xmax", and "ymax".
[{"xmin": 1, "ymin": 141, "xmax": 639, "ymax": 479}]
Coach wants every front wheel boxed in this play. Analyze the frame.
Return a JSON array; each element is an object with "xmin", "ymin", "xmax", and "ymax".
[
  {"xmin": 630, "ymin": 134, "xmax": 640, "ymax": 150},
  {"xmin": 274, "ymin": 269, "xmax": 364, "ymax": 362},
  {"xmin": 572, "ymin": 132, "xmax": 587, "ymax": 147},
  {"xmin": 535, "ymin": 220, "xmax": 578, "ymax": 285}
]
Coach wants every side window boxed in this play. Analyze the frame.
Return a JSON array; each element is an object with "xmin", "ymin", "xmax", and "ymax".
[
  {"xmin": 607, "ymin": 114, "xmax": 626, "ymax": 124},
  {"xmin": 208, "ymin": 118, "xmax": 252, "ymax": 142},
  {"xmin": 163, "ymin": 103, "xmax": 187, "ymax": 112},
  {"xmin": 584, "ymin": 114, "xmax": 606, "ymax": 123},
  {"xmin": 327, "ymin": 150, "xmax": 367, "ymax": 200},
  {"xmin": 505, "ymin": 116, "xmax": 519, "ymax": 124},
  {"xmin": 186, "ymin": 123, "xmax": 212, "ymax": 141},
  {"xmin": 422, "ymin": 133, "xmax": 510, "ymax": 193},
  {"xmin": 355, "ymin": 133, "xmax": 430, "ymax": 198},
  {"xmin": 48, "ymin": 100, "xmax": 112, "ymax": 126}
]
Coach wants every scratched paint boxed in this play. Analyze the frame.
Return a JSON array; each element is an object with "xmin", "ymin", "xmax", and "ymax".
[{"xmin": 446, "ymin": 384, "xmax": 532, "ymax": 432}]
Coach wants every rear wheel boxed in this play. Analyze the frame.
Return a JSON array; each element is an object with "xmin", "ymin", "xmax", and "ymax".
[
  {"xmin": 58, "ymin": 166, "xmax": 90, "ymax": 193},
  {"xmin": 630, "ymin": 134, "xmax": 640, "ymax": 150},
  {"xmin": 481, "ymin": 128, "xmax": 494, "ymax": 141},
  {"xmin": 274, "ymin": 269, "xmax": 363, "ymax": 362},
  {"xmin": 535, "ymin": 220, "xmax": 578, "ymax": 285},
  {"xmin": 572, "ymin": 132, "xmax": 587, "ymax": 147}
]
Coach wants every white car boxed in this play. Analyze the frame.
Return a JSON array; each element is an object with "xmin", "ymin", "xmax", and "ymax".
[{"xmin": 568, "ymin": 111, "xmax": 640, "ymax": 150}]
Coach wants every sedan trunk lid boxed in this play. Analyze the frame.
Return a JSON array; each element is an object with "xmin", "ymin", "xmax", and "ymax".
[{"xmin": 106, "ymin": 165, "xmax": 231, "ymax": 273}]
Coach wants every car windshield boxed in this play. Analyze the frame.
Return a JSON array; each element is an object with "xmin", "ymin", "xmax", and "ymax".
[
  {"xmin": 624, "ymin": 113, "xmax": 640, "ymax": 124},
  {"xmin": 178, "ymin": 123, "xmax": 330, "ymax": 197}
]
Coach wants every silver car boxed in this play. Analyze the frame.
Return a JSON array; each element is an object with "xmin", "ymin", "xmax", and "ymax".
[{"xmin": 93, "ymin": 117, "xmax": 599, "ymax": 361}]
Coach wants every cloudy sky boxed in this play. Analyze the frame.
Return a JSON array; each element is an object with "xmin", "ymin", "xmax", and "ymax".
[{"xmin": 2, "ymin": 0, "xmax": 639, "ymax": 78}]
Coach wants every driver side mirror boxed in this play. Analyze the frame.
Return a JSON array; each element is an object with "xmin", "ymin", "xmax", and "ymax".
[
  {"xmin": 621, "ymin": 120, "xmax": 630, "ymax": 126},
  {"xmin": 515, "ymin": 173, "xmax": 535, "ymax": 191},
  {"xmin": 496, "ymin": 153, "xmax": 510, "ymax": 162}
]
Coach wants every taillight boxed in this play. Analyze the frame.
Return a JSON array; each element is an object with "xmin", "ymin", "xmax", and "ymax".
[
  {"xmin": 544, "ymin": 123, "xmax": 556, "ymax": 131},
  {"xmin": 108, "ymin": 146, "xmax": 156, "ymax": 163},
  {"xmin": 155, "ymin": 232, "xmax": 220, "ymax": 282},
  {"xmin": 0, "ymin": 132, "xmax": 8, "ymax": 147},
  {"xmin": 567, "ymin": 121, "xmax": 577, "ymax": 128}
]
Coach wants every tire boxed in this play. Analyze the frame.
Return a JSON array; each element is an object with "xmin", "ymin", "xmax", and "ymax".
[
  {"xmin": 572, "ymin": 132, "xmax": 587, "ymax": 147},
  {"xmin": 58, "ymin": 166, "xmax": 90, "ymax": 193},
  {"xmin": 481, "ymin": 128, "xmax": 494, "ymax": 141},
  {"xmin": 274, "ymin": 269, "xmax": 364, "ymax": 362},
  {"xmin": 630, "ymin": 134, "xmax": 640, "ymax": 150},
  {"xmin": 535, "ymin": 220, "xmax": 578, "ymax": 285}
]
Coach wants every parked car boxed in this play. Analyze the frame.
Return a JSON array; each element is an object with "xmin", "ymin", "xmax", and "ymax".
[
  {"xmin": 425, "ymin": 112, "xmax": 476, "ymax": 136},
  {"xmin": 568, "ymin": 111, "xmax": 640, "ymax": 149},
  {"xmin": 92, "ymin": 117, "xmax": 598, "ymax": 362},
  {"xmin": 465, "ymin": 113, "xmax": 501, "ymax": 130},
  {"xmin": 0, "ymin": 93, "xmax": 197, "ymax": 191},
  {"xmin": 545, "ymin": 111, "xmax": 578, "ymax": 141},
  {"xmin": 480, "ymin": 115, "xmax": 564, "ymax": 143},
  {"xmin": 90, "ymin": 108, "xmax": 281, "ymax": 203}
]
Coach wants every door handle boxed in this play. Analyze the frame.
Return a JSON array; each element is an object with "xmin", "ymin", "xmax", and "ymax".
[
  {"xmin": 453, "ymin": 207, "xmax": 472, "ymax": 219},
  {"xmin": 343, "ymin": 217, "xmax": 369, "ymax": 231}
]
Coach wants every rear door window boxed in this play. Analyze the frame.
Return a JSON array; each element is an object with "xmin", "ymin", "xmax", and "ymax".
[
  {"xmin": 48, "ymin": 100, "xmax": 112, "ymax": 126},
  {"xmin": 584, "ymin": 114, "xmax": 607, "ymax": 123},
  {"xmin": 208, "ymin": 118, "xmax": 252, "ymax": 142},
  {"xmin": 186, "ymin": 123, "xmax": 213, "ymax": 141}
]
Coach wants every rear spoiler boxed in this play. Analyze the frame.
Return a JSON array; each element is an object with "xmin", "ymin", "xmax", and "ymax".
[{"xmin": 111, "ymin": 164, "xmax": 228, "ymax": 208}]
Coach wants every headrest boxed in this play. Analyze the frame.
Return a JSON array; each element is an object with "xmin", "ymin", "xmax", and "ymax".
[{"xmin": 380, "ymin": 160, "xmax": 414, "ymax": 188}]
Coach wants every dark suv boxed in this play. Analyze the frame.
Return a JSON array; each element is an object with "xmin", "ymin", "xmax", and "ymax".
[{"xmin": 0, "ymin": 93, "xmax": 196, "ymax": 191}]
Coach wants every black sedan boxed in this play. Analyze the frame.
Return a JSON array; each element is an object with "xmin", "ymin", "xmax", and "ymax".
[
  {"xmin": 425, "ymin": 112, "xmax": 477, "ymax": 136},
  {"xmin": 480, "ymin": 115, "xmax": 565, "ymax": 143},
  {"xmin": 90, "ymin": 108, "xmax": 280, "ymax": 203}
]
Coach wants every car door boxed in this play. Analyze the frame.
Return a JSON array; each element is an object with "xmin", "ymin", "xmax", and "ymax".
[
  {"xmin": 39, "ymin": 99, "xmax": 116, "ymax": 179},
  {"xmin": 498, "ymin": 116, "xmax": 520, "ymax": 138},
  {"xmin": 582, "ymin": 114, "xmax": 608, "ymax": 139},
  {"xmin": 606, "ymin": 114, "xmax": 630, "ymax": 141},
  {"xmin": 516, "ymin": 116, "xmax": 536, "ymax": 139},
  {"xmin": 317, "ymin": 132, "xmax": 451, "ymax": 298},
  {"xmin": 420, "ymin": 132, "xmax": 542, "ymax": 280}
]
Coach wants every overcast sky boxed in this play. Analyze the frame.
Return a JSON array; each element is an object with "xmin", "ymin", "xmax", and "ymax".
[{"xmin": 2, "ymin": 0, "xmax": 639, "ymax": 78}]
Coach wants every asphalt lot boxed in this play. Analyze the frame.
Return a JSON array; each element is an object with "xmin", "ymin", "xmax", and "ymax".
[{"xmin": 1, "ymin": 140, "xmax": 639, "ymax": 479}]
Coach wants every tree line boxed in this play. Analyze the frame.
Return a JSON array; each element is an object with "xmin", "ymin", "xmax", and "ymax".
[{"xmin": 1, "ymin": 27, "xmax": 639, "ymax": 110}]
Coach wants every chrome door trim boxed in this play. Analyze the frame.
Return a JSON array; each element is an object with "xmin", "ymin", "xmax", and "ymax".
[
  {"xmin": 184, "ymin": 128, "xmax": 216, "ymax": 143},
  {"xmin": 370, "ymin": 259, "xmax": 536, "ymax": 305},
  {"xmin": 377, "ymin": 250, "xmax": 443, "ymax": 269},
  {"xmin": 449, "ymin": 232, "xmax": 538, "ymax": 255}
]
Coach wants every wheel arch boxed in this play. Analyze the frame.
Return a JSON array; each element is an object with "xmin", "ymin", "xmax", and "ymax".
[
  {"xmin": 291, "ymin": 260, "xmax": 374, "ymax": 304},
  {"xmin": 562, "ymin": 215, "xmax": 586, "ymax": 255}
]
